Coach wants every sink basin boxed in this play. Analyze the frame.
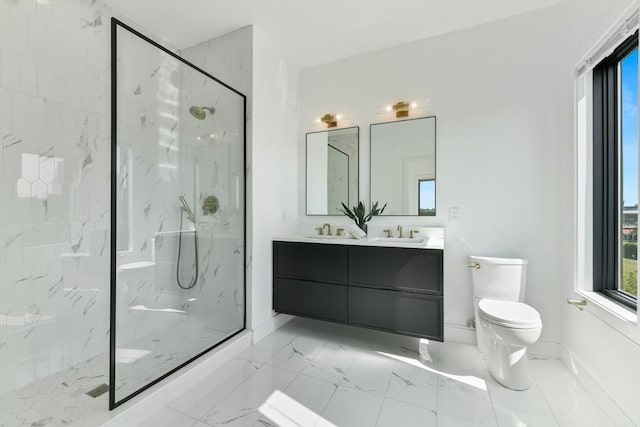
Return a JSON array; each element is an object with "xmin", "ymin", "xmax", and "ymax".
[
  {"xmin": 306, "ymin": 235, "xmax": 347, "ymax": 239},
  {"xmin": 369, "ymin": 237, "xmax": 426, "ymax": 244}
]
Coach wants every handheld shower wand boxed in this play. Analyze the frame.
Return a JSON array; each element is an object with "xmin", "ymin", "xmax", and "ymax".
[
  {"xmin": 179, "ymin": 195, "xmax": 196, "ymax": 223},
  {"xmin": 177, "ymin": 196, "xmax": 198, "ymax": 290}
]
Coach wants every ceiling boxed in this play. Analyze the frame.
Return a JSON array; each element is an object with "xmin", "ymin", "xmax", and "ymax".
[{"xmin": 102, "ymin": 0, "xmax": 561, "ymax": 68}]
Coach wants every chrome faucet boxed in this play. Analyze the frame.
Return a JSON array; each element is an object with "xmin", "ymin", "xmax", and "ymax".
[
  {"xmin": 322, "ymin": 223, "xmax": 332, "ymax": 236},
  {"xmin": 410, "ymin": 229, "xmax": 420, "ymax": 239},
  {"xmin": 397, "ymin": 225, "xmax": 403, "ymax": 238}
]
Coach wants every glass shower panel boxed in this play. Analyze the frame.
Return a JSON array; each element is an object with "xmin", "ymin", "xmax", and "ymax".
[{"xmin": 111, "ymin": 20, "xmax": 245, "ymax": 407}]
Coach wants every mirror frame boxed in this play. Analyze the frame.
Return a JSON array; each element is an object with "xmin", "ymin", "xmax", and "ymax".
[
  {"xmin": 369, "ymin": 116, "xmax": 436, "ymax": 217},
  {"xmin": 305, "ymin": 126, "xmax": 360, "ymax": 216}
]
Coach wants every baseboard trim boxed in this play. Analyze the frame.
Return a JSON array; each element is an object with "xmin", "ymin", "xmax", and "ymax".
[
  {"xmin": 93, "ymin": 331, "xmax": 252, "ymax": 427},
  {"xmin": 252, "ymin": 313, "xmax": 294, "ymax": 343},
  {"xmin": 444, "ymin": 323, "xmax": 560, "ymax": 358},
  {"xmin": 560, "ymin": 345, "xmax": 637, "ymax": 426},
  {"xmin": 444, "ymin": 323, "xmax": 476, "ymax": 344}
]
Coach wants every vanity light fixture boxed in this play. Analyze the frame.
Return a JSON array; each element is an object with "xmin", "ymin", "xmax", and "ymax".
[
  {"xmin": 319, "ymin": 113, "xmax": 338, "ymax": 128},
  {"xmin": 385, "ymin": 101, "xmax": 419, "ymax": 118},
  {"xmin": 393, "ymin": 101, "xmax": 410, "ymax": 118}
]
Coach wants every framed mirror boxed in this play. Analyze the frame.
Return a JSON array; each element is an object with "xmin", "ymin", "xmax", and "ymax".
[
  {"xmin": 370, "ymin": 117, "xmax": 436, "ymax": 216},
  {"xmin": 306, "ymin": 126, "xmax": 359, "ymax": 215}
]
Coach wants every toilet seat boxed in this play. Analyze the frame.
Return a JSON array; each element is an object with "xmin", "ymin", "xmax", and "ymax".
[{"xmin": 478, "ymin": 299, "xmax": 541, "ymax": 329}]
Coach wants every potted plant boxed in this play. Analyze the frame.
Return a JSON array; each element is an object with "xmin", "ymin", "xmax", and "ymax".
[{"xmin": 337, "ymin": 201, "xmax": 387, "ymax": 233}]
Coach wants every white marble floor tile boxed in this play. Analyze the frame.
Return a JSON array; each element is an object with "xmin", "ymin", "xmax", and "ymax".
[
  {"xmin": 536, "ymin": 378, "xmax": 612, "ymax": 427},
  {"xmin": 201, "ymin": 365, "xmax": 298, "ymax": 427},
  {"xmin": 438, "ymin": 411, "xmax": 495, "ymax": 427},
  {"xmin": 267, "ymin": 335, "xmax": 326, "ymax": 373},
  {"xmin": 110, "ymin": 318, "xmax": 618, "ymax": 427},
  {"xmin": 437, "ymin": 374, "xmax": 498, "ymax": 426},
  {"xmin": 487, "ymin": 375, "xmax": 558, "ymax": 427},
  {"xmin": 528, "ymin": 357, "xmax": 579, "ymax": 385},
  {"xmin": 138, "ymin": 407, "xmax": 208, "ymax": 427},
  {"xmin": 375, "ymin": 398, "xmax": 437, "ymax": 427},
  {"xmin": 434, "ymin": 341, "xmax": 484, "ymax": 369},
  {"xmin": 384, "ymin": 359, "xmax": 438, "ymax": 409},
  {"xmin": 168, "ymin": 358, "xmax": 262, "ymax": 419},
  {"xmin": 339, "ymin": 351, "xmax": 394, "ymax": 396},
  {"xmin": 319, "ymin": 386, "xmax": 384, "ymax": 427},
  {"xmin": 236, "ymin": 331, "xmax": 297, "ymax": 364},
  {"xmin": 255, "ymin": 373, "xmax": 337, "ymax": 427},
  {"xmin": 301, "ymin": 342, "xmax": 359, "ymax": 385}
]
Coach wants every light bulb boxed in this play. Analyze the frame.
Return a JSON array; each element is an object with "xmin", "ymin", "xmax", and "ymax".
[
  {"xmin": 411, "ymin": 102, "xmax": 418, "ymax": 109},
  {"xmin": 385, "ymin": 105, "xmax": 392, "ymax": 112},
  {"xmin": 315, "ymin": 118, "xmax": 321, "ymax": 123},
  {"xmin": 336, "ymin": 114, "xmax": 343, "ymax": 120}
]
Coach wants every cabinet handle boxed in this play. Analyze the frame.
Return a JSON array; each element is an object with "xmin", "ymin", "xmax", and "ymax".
[{"xmin": 468, "ymin": 263, "xmax": 480, "ymax": 269}]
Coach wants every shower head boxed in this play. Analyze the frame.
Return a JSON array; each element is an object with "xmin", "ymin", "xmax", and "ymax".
[{"xmin": 189, "ymin": 106, "xmax": 216, "ymax": 120}]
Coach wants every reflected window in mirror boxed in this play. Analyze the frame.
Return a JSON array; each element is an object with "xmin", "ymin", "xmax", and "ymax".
[
  {"xmin": 306, "ymin": 127, "xmax": 359, "ymax": 215},
  {"xmin": 419, "ymin": 179, "xmax": 435, "ymax": 216},
  {"xmin": 370, "ymin": 117, "xmax": 436, "ymax": 216}
]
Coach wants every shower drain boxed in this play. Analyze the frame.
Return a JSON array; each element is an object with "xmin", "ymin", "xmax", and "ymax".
[{"xmin": 86, "ymin": 383, "xmax": 109, "ymax": 398}]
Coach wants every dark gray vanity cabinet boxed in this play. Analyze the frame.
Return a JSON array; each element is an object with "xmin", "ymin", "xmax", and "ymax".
[
  {"xmin": 349, "ymin": 246, "xmax": 443, "ymax": 294},
  {"xmin": 273, "ymin": 242, "xmax": 348, "ymax": 323},
  {"xmin": 273, "ymin": 241, "xmax": 444, "ymax": 341}
]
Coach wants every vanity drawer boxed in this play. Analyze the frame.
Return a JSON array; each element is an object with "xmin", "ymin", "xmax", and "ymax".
[
  {"xmin": 274, "ymin": 241, "xmax": 348, "ymax": 284},
  {"xmin": 348, "ymin": 287, "xmax": 443, "ymax": 340},
  {"xmin": 348, "ymin": 246, "xmax": 442, "ymax": 294},
  {"xmin": 274, "ymin": 278, "xmax": 348, "ymax": 323}
]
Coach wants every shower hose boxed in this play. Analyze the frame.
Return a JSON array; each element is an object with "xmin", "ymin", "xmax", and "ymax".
[{"xmin": 176, "ymin": 208, "xmax": 199, "ymax": 290}]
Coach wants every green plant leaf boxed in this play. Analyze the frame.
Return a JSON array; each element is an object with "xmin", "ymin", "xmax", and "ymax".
[{"xmin": 339, "ymin": 200, "xmax": 388, "ymax": 226}]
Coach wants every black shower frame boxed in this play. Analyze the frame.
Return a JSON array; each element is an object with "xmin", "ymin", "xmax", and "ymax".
[{"xmin": 110, "ymin": 18, "xmax": 247, "ymax": 410}]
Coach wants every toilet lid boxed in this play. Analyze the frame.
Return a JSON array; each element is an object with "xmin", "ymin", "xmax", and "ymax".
[{"xmin": 478, "ymin": 299, "xmax": 541, "ymax": 329}]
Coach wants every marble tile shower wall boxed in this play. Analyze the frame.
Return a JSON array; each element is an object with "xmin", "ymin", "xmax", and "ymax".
[
  {"xmin": 177, "ymin": 62, "xmax": 245, "ymax": 334},
  {"xmin": 0, "ymin": 0, "xmax": 180, "ymax": 395},
  {"xmin": 114, "ymin": 25, "xmax": 184, "ymax": 347},
  {"xmin": 0, "ymin": 0, "xmax": 112, "ymax": 394}
]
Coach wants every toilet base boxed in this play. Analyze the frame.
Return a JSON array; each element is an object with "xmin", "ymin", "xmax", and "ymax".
[{"xmin": 485, "ymin": 338, "xmax": 531, "ymax": 391}]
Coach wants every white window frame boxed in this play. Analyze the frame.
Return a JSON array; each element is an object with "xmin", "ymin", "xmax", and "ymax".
[{"xmin": 573, "ymin": 5, "xmax": 640, "ymax": 343}]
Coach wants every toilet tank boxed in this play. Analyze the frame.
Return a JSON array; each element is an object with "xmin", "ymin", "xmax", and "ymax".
[{"xmin": 469, "ymin": 256, "xmax": 528, "ymax": 302}]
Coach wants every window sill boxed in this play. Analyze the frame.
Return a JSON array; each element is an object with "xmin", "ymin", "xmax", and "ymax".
[
  {"xmin": 575, "ymin": 290, "xmax": 638, "ymax": 343},
  {"xmin": 577, "ymin": 290, "xmax": 636, "ymax": 323}
]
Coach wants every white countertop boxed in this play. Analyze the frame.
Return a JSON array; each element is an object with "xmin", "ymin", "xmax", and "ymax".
[{"xmin": 273, "ymin": 235, "xmax": 444, "ymax": 250}]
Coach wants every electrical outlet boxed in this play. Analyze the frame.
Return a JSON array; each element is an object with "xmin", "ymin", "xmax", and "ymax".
[{"xmin": 449, "ymin": 207, "xmax": 460, "ymax": 220}]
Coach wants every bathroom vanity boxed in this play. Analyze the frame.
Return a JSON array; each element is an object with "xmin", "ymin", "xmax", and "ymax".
[{"xmin": 272, "ymin": 233, "xmax": 444, "ymax": 340}]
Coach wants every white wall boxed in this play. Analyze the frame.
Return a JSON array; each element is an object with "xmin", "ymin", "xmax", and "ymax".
[
  {"xmin": 250, "ymin": 26, "xmax": 300, "ymax": 329},
  {"xmin": 299, "ymin": 1, "xmax": 633, "ymax": 352}
]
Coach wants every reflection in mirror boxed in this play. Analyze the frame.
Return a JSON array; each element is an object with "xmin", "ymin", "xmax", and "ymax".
[
  {"xmin": 370, "ymin": 117, "xmax": 436, "ymax": 216},
  {"xmin": 306, "ymin": 127, "xmax": 359, "ymax": 215}
]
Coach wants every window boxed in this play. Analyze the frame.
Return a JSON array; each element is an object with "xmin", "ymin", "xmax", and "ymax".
[
  {"xmin": 418, "ymin": 179, "xmax": 435, "ymax": 216},
  {"xmin": 593, "ymin": 30, "xmax": 638, "ymax": 310}
]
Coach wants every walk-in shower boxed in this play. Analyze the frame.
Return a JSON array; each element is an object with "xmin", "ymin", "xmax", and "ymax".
[{"xmin": 111, "ymin": 19, "xmax": 246, "ymax": 408}]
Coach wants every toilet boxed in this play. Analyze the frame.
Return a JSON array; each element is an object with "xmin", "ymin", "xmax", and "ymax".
[{"xmin": 469, "ymin": 255, "xmax": 542, "ymax": 390}]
